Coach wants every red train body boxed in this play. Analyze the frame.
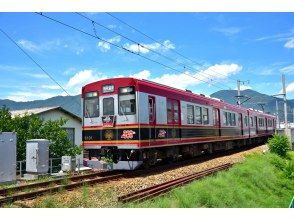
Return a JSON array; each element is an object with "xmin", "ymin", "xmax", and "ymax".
[{"xmin": 82, "ymin": 77, "xmax": 275, "ymax": 169}]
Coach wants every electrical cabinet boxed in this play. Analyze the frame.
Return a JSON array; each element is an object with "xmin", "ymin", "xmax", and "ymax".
[
  {"xmin": 0, "ymin": 132, "xmax": 17, "ymax": 183},
  {"xmin": 26, "ymin": 139, "xmax": 49, "ymax": 174}
]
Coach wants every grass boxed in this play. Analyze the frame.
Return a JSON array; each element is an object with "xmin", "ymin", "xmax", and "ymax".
[{"xmin": 126, "ymin": 152, "xmax": 294, "ymax": 208}]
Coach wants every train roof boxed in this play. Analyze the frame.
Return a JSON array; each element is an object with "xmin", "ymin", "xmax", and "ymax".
[{"xmin": 83, "ymin": 77, "xmax": 275, "ymax": 118}]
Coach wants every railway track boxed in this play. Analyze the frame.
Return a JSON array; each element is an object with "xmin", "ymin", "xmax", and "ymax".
[
  {"xmin": 0, "ymin": 145, "xmax": 257, "ymax": 207},
  {"xmin": 0, "ymin": 170, "xmax": 124, "ymax": 206},
  {"xmin": 118, "ymin": 163, "xmax": 232, "ymax": 203}
]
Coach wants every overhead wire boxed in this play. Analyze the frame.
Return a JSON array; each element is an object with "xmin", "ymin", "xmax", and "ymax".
[
  {"xmin": 35, "ymin": 12, "xmax": 227, "ymax": 90},
  {"xmin": 76, "ymin": 12, "xmax": 232, "ymax": 89},
  {"xmin": 105, "ymin": 12, "xmax": 239, "ymax": 84},
  {"xmin": 0, "ymin": 27, "xmax": 80, "ymax": 108}
]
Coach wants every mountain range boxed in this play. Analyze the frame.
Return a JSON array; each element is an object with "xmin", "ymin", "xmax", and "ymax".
[{"xmin": 1, "ymin": 89, "xmax": 293, "ymax": 122}]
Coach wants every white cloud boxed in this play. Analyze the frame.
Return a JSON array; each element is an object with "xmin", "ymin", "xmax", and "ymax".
[
  {"xmin": 152, "ymin": 72, "xmax": 195, "ymax": 89},
  {"xmin": 131, "ymin": 63, "xmax": 242, "ymax": 90},
  {"xmin": 131, "ymin": 70, "xmax": 151, "ymax": 79},
  {"xmin": 280, "ymin": 65, "xmax": 294, "ymax": 74},
  {"xmin": 284, "ymin": 39, "xmax": 294, "ymax": 48},
  {"xmin": 18, "ymin": 38, "xmax": 85, "ymax": 55},
  {"xmin": 97, "ymin": 36, "xmax": 121, "ymax": 52},
  {"xmin": 66, "ymin": 70, "xmax": 107, "ymax": 94},
  {"xmin": 6, "ymin": 91, "xmax": 59, "ymax": 102},
  {"xmin": 18, "ymin": 39, "xmax": 39, "ymax": 52},
  {"xmin": 41, "ymin": 85, "xmax": 61, "ymax": 90},
  {"xmin": 213, "ymin": 27, "xmax": 242, "ymax": 36},
  {"xmin": 18, "ymin": 39, "xmax": 61, "ymax": 52},
  {"xmin": 124, "ymin": 40, "xmax": 175, "ymax": 54},
  {"xmin": 285, "ymin": 82, "xmax": 294, "ymax": 93},
  {"xmin": 107, "ymin": 24, "xmax": 116, "ymax": 29},
  {"xmin": 255, "ymin": 29, "xmax": 294, "ymax": 42},
  {"xmin": 29, "ymin": 73, "xmax": 49, "ymax": 79}
]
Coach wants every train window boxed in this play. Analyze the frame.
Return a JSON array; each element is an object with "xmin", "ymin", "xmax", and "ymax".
[
  {"xmin": 84, "ymin": 91, "xmax": 99, "ymax": 118},
  {"xmin": 203, "ymin": 107, "xmax": 209, "ymax": 125},
  {"xmin": 223, "ymin": 112, "xmax": 227, "ymax": 126},
  {"xmin": 195, "ymin": 106, "xmax": 202, "ymax": 124},
  {"xmin": 167, "ymin": 100, "xmax": 173, "ymax": 123},
  {"xmin": 118, "ymin": 88, "xmax": 136, "ymax": 115},
  {"xmin": 250, "ymin": 117, "xmax": 253, "ymax": 127},
  {"xmin": 187, "ymin": 105, "xmax": 194, "ymax": 124},
  {"xmin": 103, "ymin": 97, "xmax": 114, "ymax": 115},
  {"xmin": 173, "ymin": 101, "xmax": 179, "ymax": 123},
  {"xmin": 213, "ymin": 108, "xmax": 219, "ymax": 126},
  {"xmin": 244, "ymin": 116, "xmax": 248, "ymax": 127},
  {"xmin": 231, "ymin": 113, "xmax": 236, "ymax": 126},
  {"xmin": 258, "ymin": 118, "xmax": 265, "ymax": 127},
  {"xmin": 269, "ymin": 119, "xmax": 273, "ymax": 127}
]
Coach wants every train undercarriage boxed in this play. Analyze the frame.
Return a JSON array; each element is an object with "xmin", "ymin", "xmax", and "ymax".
[{"xmin": 85, "ymin": 135, "xmax": 271, "ymax": 170}]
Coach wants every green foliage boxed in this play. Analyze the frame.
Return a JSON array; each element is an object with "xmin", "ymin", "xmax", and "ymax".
[
  {"xmin": 100, "ymin": 156, "xmax": 114, "ymax": 163},
  {"xmin": 0, "ymin": 107, "xmax": 81, "ymax": 161},
  {"xmin": 267, "ymin": 134, "xmax": 291, "ymax": 157},
  {"xmin": 127, "ymin": 153, "xmax": 294, "ymax": 208},
  {"xmin": 283, "ymin": 161, "xmax": 294, "ymax": 179}
]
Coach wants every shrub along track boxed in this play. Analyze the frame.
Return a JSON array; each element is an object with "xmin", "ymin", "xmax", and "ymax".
[{"xmin": 6, "ymin": 144, "xmax": 268, "ymax": 207}]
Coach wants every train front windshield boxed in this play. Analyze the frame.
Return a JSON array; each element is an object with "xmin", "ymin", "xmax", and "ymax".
[{"xmin": 84, "ymin": 91, "xmax": 99, "ymax": 118}]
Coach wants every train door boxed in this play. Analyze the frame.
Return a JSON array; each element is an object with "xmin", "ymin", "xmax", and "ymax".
[
  {"xmin": 239, "ymin": 113, "xmax": 243, "ymax": 135},
  {"xmin": 255, "ymin": 116, "xmax": 258, "ymax": 134},
  {"xmin": 213, "ymin": 108, "xmax": 221, "ymax": 136},
  {"xmin": 148, "ymin": 96, "xmax": 156, "ymax": 145},
  {"xmin": 167, "ymin": 99, "xmax": 180, "ymax": 142}
]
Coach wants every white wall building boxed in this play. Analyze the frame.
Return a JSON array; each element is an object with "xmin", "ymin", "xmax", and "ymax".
[{"xmin": 10, "ymin": 106, "xmax": 83, "ymax": 164}]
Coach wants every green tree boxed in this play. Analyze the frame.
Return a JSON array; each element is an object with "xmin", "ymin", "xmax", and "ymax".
[{"xmin": 0, "ymin": 107, "xmax": 82, "ymax": 161}]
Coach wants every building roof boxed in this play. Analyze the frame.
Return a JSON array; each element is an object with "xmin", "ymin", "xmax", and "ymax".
[{"xmin": 10, "ymin": 106, "xmax": 82, "ymax": 122}]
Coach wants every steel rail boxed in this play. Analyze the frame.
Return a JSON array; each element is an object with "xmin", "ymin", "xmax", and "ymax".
[
  {"xmin": 0, "ymin": 170, "xmax": 119, "ymax": 197},
  {"xmin": 0, "ymin": 173, "xmax": 124, "ymax": 206},
  {"xmin": 118, "ymin": 163, "xmax": 232, "ymax": 203}
]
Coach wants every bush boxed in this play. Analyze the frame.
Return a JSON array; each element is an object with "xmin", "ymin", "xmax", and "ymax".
[
  {"xmin": 0, "ymin": 107, "xmax": 81, "ymax": 160},
  {"xmin": 267, "ymin": 134, "xmax": 291, "ymax": 157}
]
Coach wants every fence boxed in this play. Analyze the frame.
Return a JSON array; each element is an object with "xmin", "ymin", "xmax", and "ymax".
[{"xmin": 17, "ymin": 157, "xmax": 62, "ymax": 177}]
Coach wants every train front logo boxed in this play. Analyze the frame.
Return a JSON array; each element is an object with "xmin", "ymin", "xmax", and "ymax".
[{"xmin": 121, "ymin": 130, "xmax": 136, "ymax": 139}]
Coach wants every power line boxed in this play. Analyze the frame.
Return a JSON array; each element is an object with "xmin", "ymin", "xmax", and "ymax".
[
  {"xmin": 35, "ymin": 12, "xmax": 227, "ymax": 90},
  {"xmin": 76, "ymin": 12, "xmax": 232, "ymax": 90},
  {"xmin": 105, "ymin": 12, "xmax": 239, "ymax": 83},
  {"xmin": 0, "ymin": 27, "xmax": 80, "ymax": 107}
]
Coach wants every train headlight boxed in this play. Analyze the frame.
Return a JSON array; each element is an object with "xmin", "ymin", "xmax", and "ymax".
[
  {"xmin": 102, "ymin": 84, "xmax": 114, "ymax": 93},
  {"xmin": 119, "ymin": 86, "xmax": 134, "ymax": 94}
]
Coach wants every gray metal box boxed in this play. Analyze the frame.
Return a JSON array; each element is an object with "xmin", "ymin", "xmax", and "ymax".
[
  {"xmin": 26, "ymin": 139, "xmax": 49, "ymax": 174},
  {"xmin": 0, "ymin": 132, "xmax": 17, "ymax": 183},
  {"xmin": 61, "ymin": 156, "xmax": 76, "ymax": 172}
]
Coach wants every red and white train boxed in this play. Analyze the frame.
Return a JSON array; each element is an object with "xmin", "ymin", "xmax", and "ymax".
[{"xmin": 82, "ymin": 77, "xmax": 276, "ymax": 169}]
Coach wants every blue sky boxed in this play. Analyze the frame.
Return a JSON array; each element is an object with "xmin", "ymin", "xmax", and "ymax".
[{"xmin": 0, "ymin": 12, "xmax": 294, "ymax": 101}]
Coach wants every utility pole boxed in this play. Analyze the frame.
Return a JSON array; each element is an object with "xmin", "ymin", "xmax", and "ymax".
[
  {"xmin": 276, "ymin": 99, "xmax": 280, "ymax": 129},
  {"xmin": 236, "ymin": 80, "xmax": 249, "ymax": 106},
  {"xmin": 282, "ymin": 74, "xmax": 288, "ymax": 129},
  {"xmin": 237, "ymin": 80, "xmax": 241, "ymax": 106}
]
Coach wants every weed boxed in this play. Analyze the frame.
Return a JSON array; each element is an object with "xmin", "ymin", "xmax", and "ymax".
[{"xmin": 127, "ymin": 153, "xmax": 294, "ymax": 208}]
